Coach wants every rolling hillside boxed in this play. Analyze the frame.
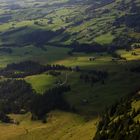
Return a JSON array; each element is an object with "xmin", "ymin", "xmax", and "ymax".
[
  {"xmin": 0, "ymin": 0, "xmax": 139, "ymax": 140},
  {"xmin": 0, "ymin": 0, "xmax": 139, "ymax": 47}
]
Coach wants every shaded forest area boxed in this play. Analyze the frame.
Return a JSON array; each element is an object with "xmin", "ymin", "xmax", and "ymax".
[
  {"xmin": 94, "ymin": 91, "xmax": 140, "ymax": 140},
  {"xmin": 0, "ymin": 79, "xmax": 71, "ymax": 123}
]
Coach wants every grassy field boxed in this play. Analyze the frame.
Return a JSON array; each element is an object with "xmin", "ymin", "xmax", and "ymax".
[
  {"xmin": 25, "ymin": 73, "xmax": 57, "ymax": 94},
  {"xmin": 63, "ymin": 62, "xmax": 140, "ymax": 115},
  {"xmin": 0, "ymin": 111, "xmax": 98, "ymax": 140},
  {"xmin": 94, "ymin": 32, "xmax": 115, "ymax": 45},
  {"xmin": 0, "ymin": 46, "xmax": 70, "ymax": 67},
  {"xmin": 117, "ymin": 48, "xmax": 140, "ymax": 60}
]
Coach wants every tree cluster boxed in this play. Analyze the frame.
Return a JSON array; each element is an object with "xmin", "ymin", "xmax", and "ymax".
[
  {"xmin": 30, "ymin": 85, "xmax": 71, "ymax": 120},
  {"xmin": 0, "ymin": 79, "xmax": 71, "ymax": 123},
  {"xmin": 0, "ymin": 79, "xmax": 34, "ymax": 123},
  {"xmin": 80, "ymin": 70, "xmax": 108, "ymax": 85}
]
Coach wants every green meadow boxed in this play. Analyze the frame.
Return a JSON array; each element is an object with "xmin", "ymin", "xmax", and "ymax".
[
  {"xmin": 0, "ymin": 46, "xmax": 70, "ymax": 67},
  {"xmin": 25, "ymin": 74, "xmax": 57, "ymax": 94}
]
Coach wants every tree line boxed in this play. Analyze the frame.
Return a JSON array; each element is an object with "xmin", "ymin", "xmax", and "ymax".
[{"xmin": 0, "ymin": 61, "xmax": 71, "ymax": 78}]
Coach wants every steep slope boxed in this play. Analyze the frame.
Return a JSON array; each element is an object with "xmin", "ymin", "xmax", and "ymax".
[{"xmin": 94, "ymin": 91, "xmax": 140, "ymax": 140}]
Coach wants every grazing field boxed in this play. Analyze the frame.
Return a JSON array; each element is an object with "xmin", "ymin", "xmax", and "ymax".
[
  {"xmin": 63, "ymin": 62, "xmax": 140, "ymax": 115},
  {"xmin": 0, "ymin": 111, "xmax": 98, "ymax": 140},
  {"xmin": 117, "ymin": 48, "xmax": 140, "ymax": 60},
  {"xmin": 94, "ymin": 32, "xmax": 115, "ymax": 45},
  {"xmin": 0, "ymin": 46, "xmax": 70, "ymax": 67},
  {"xmin": 25, "ymin": 73, "xmax": 57, "ymax": 94}
]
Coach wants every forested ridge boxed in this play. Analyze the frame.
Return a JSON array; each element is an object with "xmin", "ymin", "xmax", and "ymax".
[{"xmin": 94, "ymin": 91, "xmax": 140, "ymax": 140}]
